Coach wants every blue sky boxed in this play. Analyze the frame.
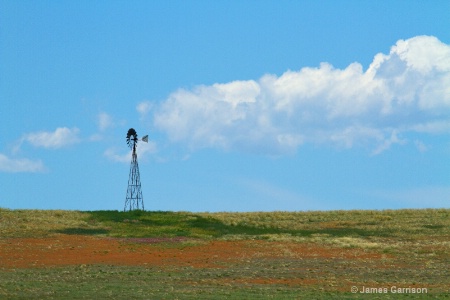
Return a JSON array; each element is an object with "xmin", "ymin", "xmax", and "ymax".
[{"xmin": 1, "ymin": 1, "xmax": 449, "ymax": 211}]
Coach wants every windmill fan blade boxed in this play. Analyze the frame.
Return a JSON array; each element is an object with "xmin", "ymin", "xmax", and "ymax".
[{"xmin": 142, "ymin": 135, "xmax": 148, "ymax": 143}]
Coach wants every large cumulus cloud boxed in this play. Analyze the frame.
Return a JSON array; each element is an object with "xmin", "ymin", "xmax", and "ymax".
[{"xmin": 145, "ymin": 36, "xmax": 450, "ymax": 155}]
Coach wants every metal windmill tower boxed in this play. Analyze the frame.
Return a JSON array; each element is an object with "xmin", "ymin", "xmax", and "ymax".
[{"xmin": 124, "ymin": 128, "xmax": 148, "ymax": 211}]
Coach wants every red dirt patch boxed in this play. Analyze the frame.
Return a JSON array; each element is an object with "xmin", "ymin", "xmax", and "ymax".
[{"xmin": 0, "ymin": 234, "xmax": 385, "ymax": 270}]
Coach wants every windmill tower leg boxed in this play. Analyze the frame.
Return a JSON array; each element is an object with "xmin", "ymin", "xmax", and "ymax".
[{"xmin": 124, "ymin": 145, "xmax": 144, "ymax": 211}]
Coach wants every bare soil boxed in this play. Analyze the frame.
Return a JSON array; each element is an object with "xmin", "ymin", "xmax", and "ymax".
[{"xmin": 0, "ymin": 235, "xmax": 388, "ymax": 269}]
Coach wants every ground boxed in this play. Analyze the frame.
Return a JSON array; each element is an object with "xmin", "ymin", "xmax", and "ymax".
[{"xmin": 0, "ymin": 209, "xmax": 448, "ymax": 299}]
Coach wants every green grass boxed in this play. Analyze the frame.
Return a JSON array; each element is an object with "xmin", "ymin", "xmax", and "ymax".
[
  {"xmin": 1, "ymin": 208, "xmax": 449, "ymax": 299},
  {"xmin": 1, "ymin": 208, "xmax": 449, "ymax": 257},
  {"xmin": 2, "ymin": 208, "xmax": 448, "ymax": 240},
  {"xmin": 1, "ymin": 260, "xmax": 447, "ymax": 299},
  {"xmin": 0, "ymin": 265, "xmax": 327, "ymax": 299}
]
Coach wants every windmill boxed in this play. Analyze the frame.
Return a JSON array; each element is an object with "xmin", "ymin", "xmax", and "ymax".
[{"xmin": 124, "ymin": 128, "xmax": 148, "ymax": 211}]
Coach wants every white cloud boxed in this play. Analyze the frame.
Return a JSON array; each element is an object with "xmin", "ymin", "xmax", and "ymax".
[
  {"xmin": 149, "ymin": 35, "xmax": 450, "ymax": 155},
  {"xmin": 23, "ymin": 127, "xmax": 81, "ymax": 149},
  {"xmin": 0, "ymin": 153, "xmax": 46, "ymax": 173}
]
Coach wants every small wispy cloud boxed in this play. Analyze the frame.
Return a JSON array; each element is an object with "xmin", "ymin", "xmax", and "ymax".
[
  {"xmin": 137, "ymin": 102, "xmax": 153, "ymax": 118},
  {"xmin": 90, "ymin": 112, "xmax": 126, "ymax": 142},
  {"xmin": 413, "ymin": 140, "xmax": 428, "ymax": 153},
  {"xmin": 21, "ymin": 127, "xmax": 81, "ymax": 149},
  {"xmin": 98, "ymin": 112, "xmax": 114, "ymax": 131},
  {"xmin": 0, "ymin": 153, "xmax": 46, "ymax": 173},
  {"xmin": 104, "ymin": 148, "xmax": 130, "ymax": 163},
  {"xmin": 104, "ymin": 139, "xmax": 158, "ymax": 163},
  {"xmin": 146, "ymin": 35, "xmax": 450, "ymax": 155},
  {"xmin": 238, "ymin": 178, "xmax": 321, "ymax": 211},
  {"xmin": 367, "ymin": 186, "xmax": 450, "ymax": 208},
  {"xmin": 371, "ymin": 130, "xmax": 407, "ymax": 156}
]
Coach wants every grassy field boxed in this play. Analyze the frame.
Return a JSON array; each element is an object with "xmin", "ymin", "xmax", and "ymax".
[{"xmin": 0, "ymin": 208, "xmax": 449, "ymax": 299}]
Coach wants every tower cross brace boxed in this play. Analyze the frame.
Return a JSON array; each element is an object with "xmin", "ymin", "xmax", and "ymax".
[{"xmin": 124, "ymin": 143, "xmax": 144, "ymax": 211}]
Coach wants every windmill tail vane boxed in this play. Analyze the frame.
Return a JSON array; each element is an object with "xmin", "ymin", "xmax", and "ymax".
[{"xmin": 124, "ymin": 128, "xmax": 147, "ymax": 211}]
